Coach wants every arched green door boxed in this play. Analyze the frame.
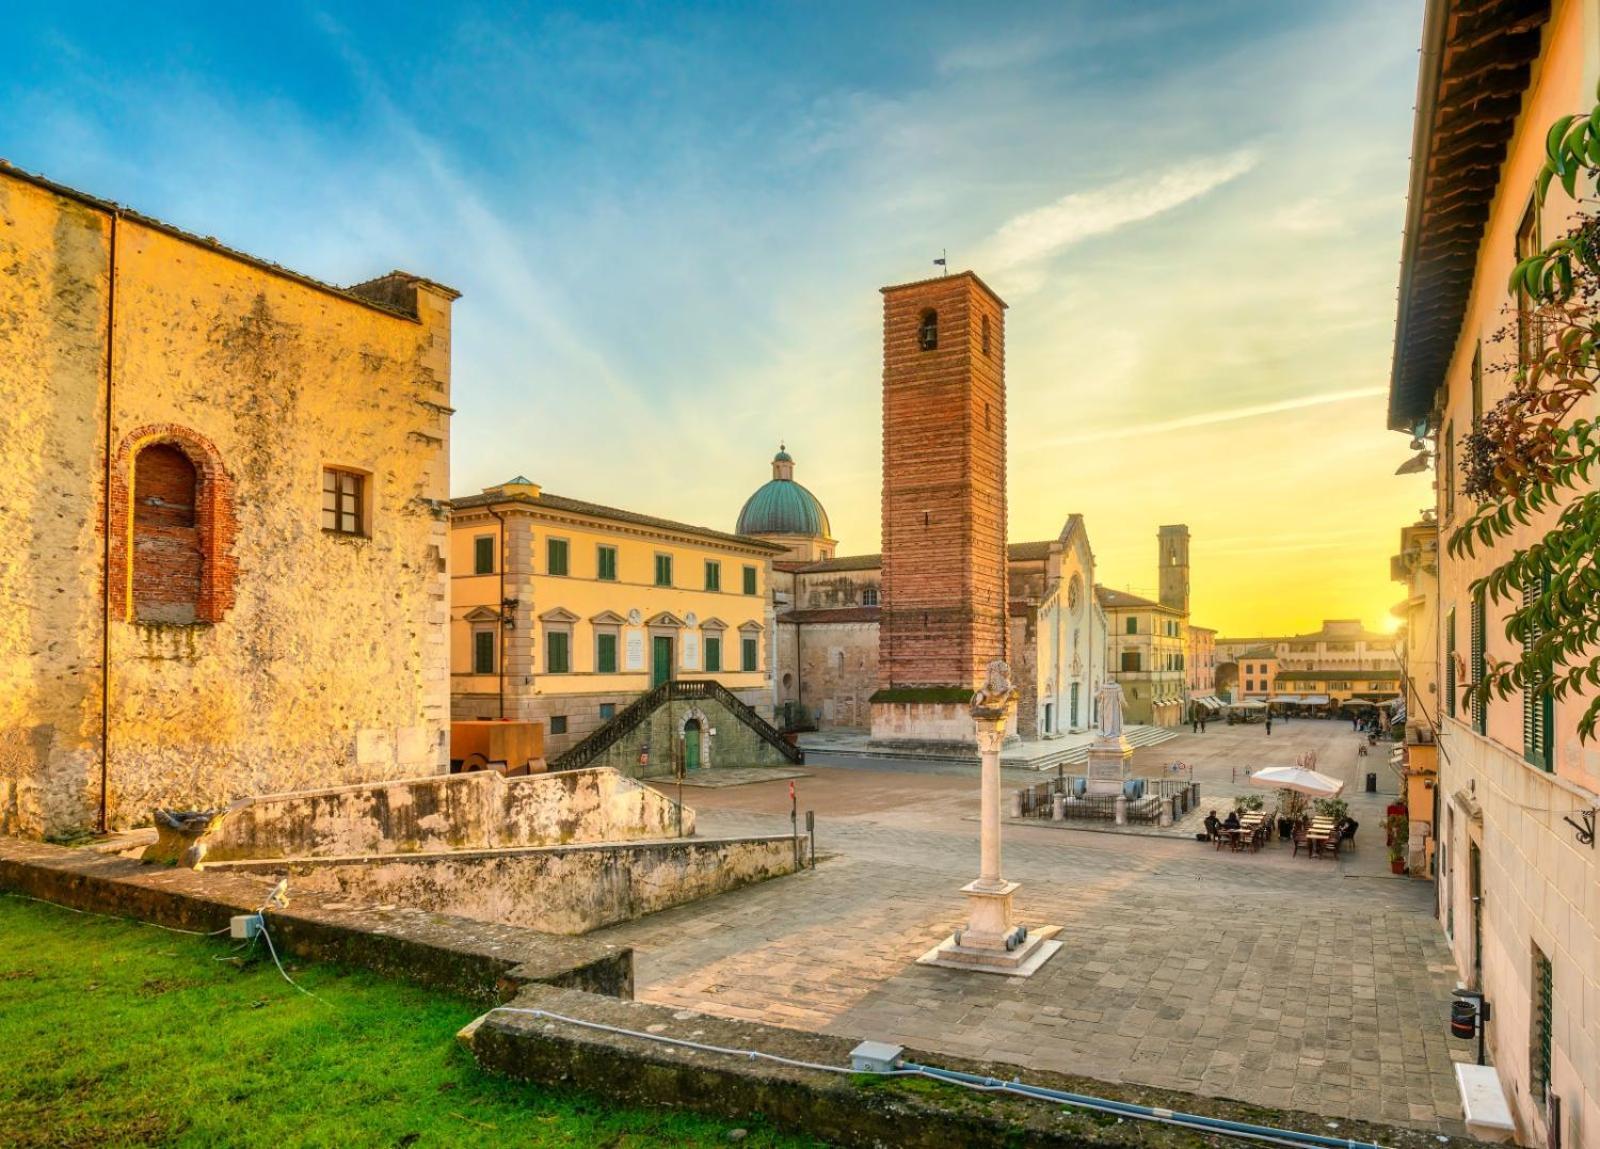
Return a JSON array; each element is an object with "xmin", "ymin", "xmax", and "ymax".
[{"xmin": 683, "ymin": 719, "xmax": 701, "ymax": 771}]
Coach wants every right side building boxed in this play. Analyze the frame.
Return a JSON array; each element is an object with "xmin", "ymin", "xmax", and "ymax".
[{"xmin": 1389, "ymin": 2, "xmax": 1599, "ymax": 1143}]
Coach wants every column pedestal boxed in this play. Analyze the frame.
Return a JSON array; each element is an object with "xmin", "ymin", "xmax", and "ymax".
[{"xmin": 918, "ymin": 680, "xmax": 1062, "ymax": 978}]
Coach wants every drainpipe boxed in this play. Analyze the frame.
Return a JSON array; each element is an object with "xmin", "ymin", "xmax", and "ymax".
[
  {"xmin": 98, "ymin": 210, "xmax": 120, "ymax": 835},
  {"xmin": 488, "ymin": 507, "xmax": 507, "ymax": 720}
]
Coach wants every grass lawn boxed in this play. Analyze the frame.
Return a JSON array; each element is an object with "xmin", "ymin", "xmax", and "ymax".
[{"xmin": 0, "ymin": 893, "xmax": 824, "ymax": 1148}]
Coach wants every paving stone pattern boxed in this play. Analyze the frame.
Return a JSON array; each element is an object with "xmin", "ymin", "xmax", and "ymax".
[{"xmin": 596, "ymin": 721, "xmax": 1469, "ymax": 1135}]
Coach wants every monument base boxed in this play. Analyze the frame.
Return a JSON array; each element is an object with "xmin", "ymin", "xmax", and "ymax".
[
  {"xmin": 1083, "ymin": 738, "xmax": 1133, "ymax": 796},
  {"xmin": 916, "ymin": 879, "xmax": 1063, "ymax": 977}
]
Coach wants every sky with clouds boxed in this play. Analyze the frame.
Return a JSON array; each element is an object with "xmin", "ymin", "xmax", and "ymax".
[{"xmin": 1, "ymin": 1, "xmax": 1434, "ymax": 637}]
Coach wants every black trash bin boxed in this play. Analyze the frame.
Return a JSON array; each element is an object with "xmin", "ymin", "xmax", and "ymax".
[{"xmin": 1365, "ymin": 772, "xmax": 1377, "ymax": 793}]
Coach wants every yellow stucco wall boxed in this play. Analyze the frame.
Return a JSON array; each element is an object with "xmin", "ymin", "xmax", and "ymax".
[{"xmin": 0, "ymin": 169, "xmax": 454, "ymax": 835}]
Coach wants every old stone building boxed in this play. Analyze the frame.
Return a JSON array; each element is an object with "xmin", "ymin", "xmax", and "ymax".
[
  {"xmin": 1389, "ymin": 4, "xmax": 1600, "ymax": 1139},
  {"xmin": 1097, "ymin": 525, "xmax": 1200, "ymax": 728},
  {"xmin": 0, "ymin": 163, "xmax": 455, "ymax": 837},
  {"xmin": 449, "ymin": 477, "xmax": 782, "ymax": 758},
  {"xmin": 1215, "ymin": 620, "xmax": 1400, "ymax": 706}
]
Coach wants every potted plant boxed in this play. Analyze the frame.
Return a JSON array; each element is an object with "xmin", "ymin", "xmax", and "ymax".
[
  {"xmin": 1386, "ymin": 814, "xmax": 1409, "ymax": 874},
  {"xmin": 1233, "ymin": 794, "xmax": 1264, "ymax": 813},
  {"xmin": 1313, "ymin": 797, "xmax": 1349, "ymax": 824},
  {"xmin": 1276, "ymin": 790, "xmax": 1308, "ymax": 839}
]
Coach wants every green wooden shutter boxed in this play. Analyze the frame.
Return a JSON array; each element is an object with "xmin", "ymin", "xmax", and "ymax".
[
  {"xmin": 1445, "ymin": 607, "xmax": 1457, "ymax": 719},
  {"xmin": 1532, "ymin": 947, "xmax": 1554, "ymax": 1101},
  {"xmin": 741, "ymin": 637, "xmax": 758, "ymax": 672},
  {"xmin": 743, "ymin": 565, "xmax": 757, "ymax": 595},
  {"xmin": 597, "ymin": 545, "xmax": 616, "ymax": 581},
  {"xmin": 1523, "ymin": 574, "xmax": 1553, "ymax": 770},
  {"xmin": 546, "ymin": 631, "xmax": 569, "ymax": 674},
  {"xmin": 1470, "ymin": 588, "xmax": 1487, "ymax": 735},
  {"xmin": 474, "ymin": 536, "xmax": 495, "ymax": 574},
  {"xmin": 473, "ymin": 630, "xmax": 496, "ymax": 674},
  {"xmin": 596, "ymin": 633, "xmax": 617, "ymax": 674},
  {"xmin": 547, "ymin": 538, "xmax": 568, "ymax": 576},
  {"xmin": 705, "ymin": 636, "xmax": 721, "ymax": 673},
  {"xmin": 705, "ymin": 561, "xmax": 720, "ymax": 591}
]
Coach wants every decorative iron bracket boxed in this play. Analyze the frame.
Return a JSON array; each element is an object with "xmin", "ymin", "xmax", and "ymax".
[{"xmin": 1561, "ymin": 808, "xmax": 1596, "ymax": 848}]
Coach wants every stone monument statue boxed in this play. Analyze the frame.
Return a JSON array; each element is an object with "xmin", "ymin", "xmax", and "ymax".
[
  {"xmin": 1095, "ymin": 677, "xmax": 1126, "ymax": 743},
  {"xmin": 917, "ymin": 660, "xmax": 1061, "ymax": 977}
]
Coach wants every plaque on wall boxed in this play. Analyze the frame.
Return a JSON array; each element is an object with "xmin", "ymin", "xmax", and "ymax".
[
  {"xmin": 682, "ymin": 632, "xmax": 700, "ymax": 670},
  {"xmin": 624, "ymin": 629, "xmax": 645, "ymax": 671}
]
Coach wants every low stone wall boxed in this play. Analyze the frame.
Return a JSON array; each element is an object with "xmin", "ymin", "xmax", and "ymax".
[
  {"xmin": 0, "ymin": 837, "xmax": 632, "ymax": 1002},
  {"xmin": 198, "ymin": 767, "xmax": 691, "ymax": 862},
  {"xmin": 465, "ymin": 984, "xmax": 1468, "ymax": 1149},
  {"xmin": 208, "ymin": 835, "xmax": 800, "ymax": 935}
]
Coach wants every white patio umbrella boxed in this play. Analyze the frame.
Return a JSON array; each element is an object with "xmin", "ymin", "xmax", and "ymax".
[{"xmin": 1248, "ymin": 765, "xmax": 1344, "ymax": 797}]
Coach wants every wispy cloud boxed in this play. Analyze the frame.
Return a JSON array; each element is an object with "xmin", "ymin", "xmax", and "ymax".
[
  {"xmin": 1035, "ymin": 386, "xmax": 1385, "ymax": 448},
  {"xmin": 981, "ymin": 150, "xmax": 1259, "ymax": 272}
]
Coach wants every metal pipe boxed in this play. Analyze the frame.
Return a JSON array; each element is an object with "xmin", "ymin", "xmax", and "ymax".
[{"xmin": 98, "ymin": 209, "xmax": 120, "ymax": 835}]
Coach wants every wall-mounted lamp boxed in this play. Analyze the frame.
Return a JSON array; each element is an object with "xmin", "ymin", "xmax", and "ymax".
[{"xmin": 1561, "ymin": 808, "xmax": 1595, "ymax": 848}]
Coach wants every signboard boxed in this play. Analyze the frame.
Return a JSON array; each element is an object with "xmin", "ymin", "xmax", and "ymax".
[
  {"xmin": 624, "ymin": 629, "xmax": 645, "ymax": 671},
  {"xmin": 682, "ymin": 632, "xmax": 701, "ymax": 670}
]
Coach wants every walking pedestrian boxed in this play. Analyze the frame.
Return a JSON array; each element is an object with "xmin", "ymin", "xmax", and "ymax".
[{"xmin": 1265, "ymin": 717, "xmax": 1273, "ymax": 736}]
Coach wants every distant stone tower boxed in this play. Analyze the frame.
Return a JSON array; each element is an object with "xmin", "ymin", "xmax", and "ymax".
[
  {"xmin": 873, "ymin": 271, "xmax": 1009, "ymax": 744},
  {"xmin": 1158, "ymin": 524, "xmax": 1190, "ymax": 616}
]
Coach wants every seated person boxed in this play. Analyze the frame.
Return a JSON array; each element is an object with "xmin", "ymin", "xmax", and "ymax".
[
  {"xmin": 1203, "ymin": 810, "xmax": 1223, "ymax": 840},
  {"xmin": 1336, "ymin": 816, "xmax": 1359, "ymax": 841},
  {"xmin": 1222, "ymin": 810, "xmax": 1242, "ymax": 832}
]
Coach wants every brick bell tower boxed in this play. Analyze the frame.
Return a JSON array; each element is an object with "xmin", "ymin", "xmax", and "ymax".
[
  {"xmin": 1158, "ymin": 524, "xmax": 1190, "ymax": 616},
  {"xmin": 873, "ymin": 270, "xmax": 1009, "ymax": 745}
]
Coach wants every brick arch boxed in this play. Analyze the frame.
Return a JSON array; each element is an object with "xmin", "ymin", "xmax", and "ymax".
[{"xmin": 107, "ymin": 424, "xmax": 238, "ymax": 624}]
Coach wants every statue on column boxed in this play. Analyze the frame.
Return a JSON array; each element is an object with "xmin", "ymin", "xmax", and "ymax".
[{"xmin": 1095, "ymin": 677, "xmax": 1126, "ymax": 743}]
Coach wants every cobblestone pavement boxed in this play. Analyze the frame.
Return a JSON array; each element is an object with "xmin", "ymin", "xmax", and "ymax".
[{"xmin": 601, "ymin": 722, "xmax": 1467, "ymax": 1134}]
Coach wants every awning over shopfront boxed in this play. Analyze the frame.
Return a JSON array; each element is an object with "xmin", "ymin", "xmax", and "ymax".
[{"xmin": 1297, "ymin": 694, "xmax": 1330, "ymax": 706}]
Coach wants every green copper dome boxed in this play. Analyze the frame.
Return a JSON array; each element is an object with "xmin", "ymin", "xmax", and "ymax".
[{"xmin": 737, "ymin": 445, "xmax": 830, "ymax": 538}]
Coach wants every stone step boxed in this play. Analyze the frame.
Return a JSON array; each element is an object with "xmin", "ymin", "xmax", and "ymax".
[{"xmin": 1028, "ymin": 725, "xmax": 1183, "ymax": 770}]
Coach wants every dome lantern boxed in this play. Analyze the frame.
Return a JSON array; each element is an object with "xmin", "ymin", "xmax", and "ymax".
[{"xmin": 736, "ymin": 444, "xmax": 831, "ymax": 540}]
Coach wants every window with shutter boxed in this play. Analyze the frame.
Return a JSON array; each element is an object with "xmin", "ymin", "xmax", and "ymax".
[
  {"xmin": 1523, "ymin": 574, "xmax": 1553, "ymax": 770},
  {"xmin": 1445, "ymin": 607, "xmax": 1457, "ymax": 719},
  {"xmin": 1531, "ymin": 946, "xmax": 1554, "ymax": 1101},
  {"xmin": 1470, "ymin": 589, "xmax": 1487, "ymax": 736}
]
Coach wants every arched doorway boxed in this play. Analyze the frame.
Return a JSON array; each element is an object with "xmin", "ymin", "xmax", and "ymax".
[{"xmin": 682, "ymin": 718, "xmax": 703, "ymax": 771}]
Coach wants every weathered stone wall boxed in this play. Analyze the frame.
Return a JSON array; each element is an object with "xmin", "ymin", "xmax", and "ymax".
[
  {"xmin": 0, "ymin": 169, "xmax": 454, "ymax": 836},
  {"xmin": 796, "ymin": 568, "xmax": 880, "ymax": 610},
  {"xmin": 211, "ymin": 835, "xmax": 799, "ymax": 935},
  {"xmin": 198, "ymin": 767, "xmax": 688, "ymax": 861},
  {"xmin": 785, "ymin": 621, "xmax": 877, "ymax": 729},
  {"xmin": 584, "ymin": 695, "xmax": 797, "ymax": 779}
]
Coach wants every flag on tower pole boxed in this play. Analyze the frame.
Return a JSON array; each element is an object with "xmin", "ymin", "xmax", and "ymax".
[{"xmin": 933, "ymin": 249, "xmax": 947, "ymax": 274}]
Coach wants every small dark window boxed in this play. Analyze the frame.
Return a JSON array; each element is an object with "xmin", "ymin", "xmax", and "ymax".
[
  {"xmin": 705, "ymin": 561, "xmax": 721, "ymax": 591},
  {"xmin": 742, "ymin": 565, "xmax": 758, "ymax": 595},
  {"xmin": 1121, "ymin": 651, "xmax": 1141, "ymax": 673},
  {"xmin": 550, "ymin": 715, "xmax": 568, "ymax": 735},
  {"xmin": 705, "ymin": 636, "xmax": 722, "ymax": 673},
  {"xmin": 1126, "ymin": 617, "xmax": 1138, "ymax": 635},
  {"xmin": 862, "ymin": 587, "xmax": 879, "ymax": 606},
  {"xmin": 547, "ymin": 537, "xmax": 569, "ymax": 576},
  {"xmin": 322, "ymin": 467, "xmax": 365, "ymax": 536},
  {"xmin": 741, "ymin": 636, "xmax": 759, "ymax": 672},
  {"xmin": 655, "ymin": 554, "xmax": 673, "ymax": 587},
  {"xmin": 596, "ymin": 632, "xmax": 618, "ymax": 674},
  {"xmin": 598, "ymin": 703, "xmax": 616, "ymax": 721},
  {"xmin": 546, "ymin": 630, "xmax": 571, "ymax": 674},
  {"xmin": 984, "ymin": 402, "xmax": 991, "ymax": 432},
  {"xmin": 472, "ymin": 629, "xmax": 496, "ymax": 675},
  {"xmin": 597, "ymin": 545, "xmax": 618, "ymax": 581},
  {"xmin": 981, "ymin": 314, "xmax": 991, "ymax": 355},
  {"xmin": 474, "ymin": 536, "xmax": 495, "ymax": 575},
  {"xmin": 918, "ymin": 309, "xmax": 938, "ymax": 351}
]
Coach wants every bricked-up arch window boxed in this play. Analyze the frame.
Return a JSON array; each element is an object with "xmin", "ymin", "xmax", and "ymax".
[
  {"xmin": 918, "ymin": 309, "xmax": 938, "ymax": 351},
  {"xmin": 981, "ymin": 314, "xmax": 991, "ymax": 355},
  {"xmin": 132, "ymin": 445, "xmax": 202, "ymax": 623},
  {"xmin": 110, "ymin": 426, "xmax": 238, "ymax": 626}
]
